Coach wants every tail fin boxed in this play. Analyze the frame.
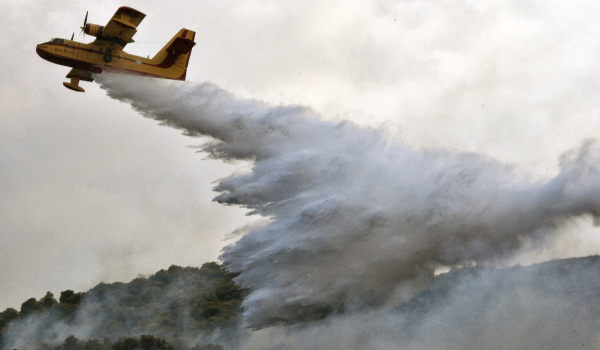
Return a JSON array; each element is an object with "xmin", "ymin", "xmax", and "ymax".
[{"xmin": 150, "ymin": 29, "xmax": 196, "ymax": 80}]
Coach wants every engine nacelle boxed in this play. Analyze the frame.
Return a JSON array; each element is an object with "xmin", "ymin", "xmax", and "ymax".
[{"xmin": 84, "ymin": 23, "xmax": 104, "ymax": 38}]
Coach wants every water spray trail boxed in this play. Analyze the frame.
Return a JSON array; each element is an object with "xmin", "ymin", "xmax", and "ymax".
[{"xmin": 97, "ymin": 74, "xmax": 600, "ymax": 328}]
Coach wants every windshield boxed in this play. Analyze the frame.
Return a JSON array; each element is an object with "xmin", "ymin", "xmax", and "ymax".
[{"xmin": 50, "ymin": 38, "xmax": 65, "ymax": 44}]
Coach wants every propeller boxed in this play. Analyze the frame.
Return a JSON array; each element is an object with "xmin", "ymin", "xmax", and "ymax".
[
  {"xmin": 79, "ymin": 11, "xmax": 88, "ymax": 38},
  {"xmin": 71, "ymin": 32, "xmax": 74, "ymax": 41}
]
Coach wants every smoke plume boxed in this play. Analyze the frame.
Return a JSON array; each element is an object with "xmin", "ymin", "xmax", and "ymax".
[
  {"xmin": 241, "ymin": 256, "xmax": 600, "ymax": 350},
  {"xmin": 97, "ymin": 74, "xmax": 600, "ymax": 329}
]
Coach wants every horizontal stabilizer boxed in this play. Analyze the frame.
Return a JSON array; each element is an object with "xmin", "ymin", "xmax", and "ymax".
[{"xmin": 167, "ymin": 37, "xmax": 196, "ymax": 55}]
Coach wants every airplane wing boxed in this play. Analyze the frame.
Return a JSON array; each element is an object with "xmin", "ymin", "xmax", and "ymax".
[{"xmin": 94, "ymin": 7, "xmax": 146, "ymax": 50}]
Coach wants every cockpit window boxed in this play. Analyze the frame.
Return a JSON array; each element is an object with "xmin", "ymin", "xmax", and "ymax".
[{"xmin": 50, "ymin": 38, "xmax": 65, "ymax": 44}]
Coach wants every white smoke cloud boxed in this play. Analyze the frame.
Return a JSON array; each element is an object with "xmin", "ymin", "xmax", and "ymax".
[
  {"xmin": 96, "ymin": 74, "xmax": 600, "ymax": 331},
  {"xmin": 241, "ymin": 257, "xmax": 600, "ymax": 350}
]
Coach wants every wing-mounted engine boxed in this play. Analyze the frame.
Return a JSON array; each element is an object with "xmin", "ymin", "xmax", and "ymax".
[
  {"xmin": 79, "ymin": 7, "xmax": 145, "ymax": 48},
  {"xmin": 78, "ymin": 12, "xmax": 105, "ymax": 39},
  {"xmin": 79, "ymin": 12, "xmax": 95, "ymax": 38},
  {"xmin": 83, "ymin": 23, "xmax": 104, "ymax": 38}
]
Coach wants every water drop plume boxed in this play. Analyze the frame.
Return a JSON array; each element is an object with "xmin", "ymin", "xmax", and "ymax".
[{"xmin": 97, "ymin": 74, "xmax": 600, "ymax": 328}]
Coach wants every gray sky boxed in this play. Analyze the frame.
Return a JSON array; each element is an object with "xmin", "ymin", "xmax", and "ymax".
[{"xmin": 3, "ymin": 0, "xmax": 600, "ymax": 311}]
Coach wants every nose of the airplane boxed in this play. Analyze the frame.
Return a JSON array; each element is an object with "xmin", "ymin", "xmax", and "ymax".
[
  {"xmin": 36, "ymin": 44, "xmax": 51, "ymax": 62},
  {"xmin": 35, "ymin": 44, "xmax": 44, "ymax": 57}
]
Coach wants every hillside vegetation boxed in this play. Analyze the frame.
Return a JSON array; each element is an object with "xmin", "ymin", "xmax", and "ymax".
[
  {"xmin": 4, "ymin": 256, "xmax": 600, "ymax": 349},
  {"xmin": 0, "ymin": 262, "xmax": 243, "ymax": 350}
]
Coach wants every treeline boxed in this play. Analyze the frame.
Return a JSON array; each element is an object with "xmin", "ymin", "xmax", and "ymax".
[
  {"xmin": 0, "ymin": 262, "xmax": 244, "ymax": 350},
  {"xmin": 37, "ymin": 334, "xmax": 223, "ymax": 350}
]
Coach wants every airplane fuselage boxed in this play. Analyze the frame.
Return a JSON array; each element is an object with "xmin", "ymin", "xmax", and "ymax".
[{"xmin": 36, "ymin": 38, "xmax": 188, "ymax": 80}]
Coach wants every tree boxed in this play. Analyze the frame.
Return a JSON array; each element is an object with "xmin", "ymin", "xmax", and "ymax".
[
  {"xmin": 0, "ymin": 308, "xmax": 18, "ymax": 327},
  {"xmin": 41, "ymin": 291, "xmax": 58, "ymax": 310},
  {"xmin": 140, "ymin": 335, "xmax": 172, "ymax": 350},
  {"xmin": 60, "ymin": 290, "xmax": 82, "ymax": 305},
  {"xmin": 63, "ymin": 335, "xmax": 83, "ymax": 350},
  {"xmin": 20, "ymin": 297, "xmax": 42, "ymax": 315},
  {"xmin": 83, "ymin": 338, "xmax": 106, "ymax": 350},
  {"xmin": 112, "ymin": 337, "xmax": 140, "ymax": 350}
]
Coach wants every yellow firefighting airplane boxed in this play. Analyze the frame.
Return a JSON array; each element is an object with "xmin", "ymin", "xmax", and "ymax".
[{"xmin": 36, "ymin": 7, "xmax": 196, "ymax": 92}]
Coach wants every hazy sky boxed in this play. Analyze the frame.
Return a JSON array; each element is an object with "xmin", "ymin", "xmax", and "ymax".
[{"xmin": 3, "ymin": 0, "xmax": 600, "ymax": 311}]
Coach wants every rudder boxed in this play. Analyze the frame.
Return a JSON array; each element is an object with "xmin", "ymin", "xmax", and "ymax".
[{"xmin": 151, "ymin": 29, "xmax": 196, "ymax": 80}]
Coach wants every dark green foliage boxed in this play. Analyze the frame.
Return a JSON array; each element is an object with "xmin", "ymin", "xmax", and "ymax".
[
  {"xmin": 20, "ymin": 297, "xmax": 43, "ymax": 315},
  {"xmin": 83, "ymin": 338, "xmax": 107, "ymax": 350},
  {"xmin": 189, "ymin": 344, "xmax": 223, "ymax": 350},
  {"xmin": 112, "ymin": 337, "xmax": 140, "ymax": 350},
  {"xmin": 0, "ymin": 307, "xmax": 18, "ymax": 345},
  {"xmin": 0, "ymin": 308, "xmax": 18, "ymax": 348},
  {"xmin": 39, "ymin": 335, "xmax": 179, "ymax": 350},
  {"xmin": 139, "ymin": 334, "xmax": 173, "ymax": 350},
  {"xmin": 52, "ymin": 290, "xmax": 84, "ymax": 321},
  {"xmin": 41, "ymin": 292, "xmax": 59, "ymax": 310},
  {"xmin": 60, "ymin": 290, "xmax": 83, "ymax": 305},
  {"xmin": 0, "ymin": 263, "xmax": 243, "ymax": 350},
  {"xmin": 63, "ymin": 335, "xmax": 83, "ymax": 350},
  {"xmin": 0, "ymin": 308, "xmax": 18, "ymax": 329},
  {"xmin": 17, "ymin": 292, "xmax": 58, "ymax": 317},
  {"xmin": 73, "ymin": 262, "xmax": 244, "ymax": 339}
]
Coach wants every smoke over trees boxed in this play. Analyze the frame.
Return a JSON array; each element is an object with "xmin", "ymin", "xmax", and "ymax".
[
  {"xmin": 4, "ymin": 257, "xmax": 600, "ymax": 349},
  {"xmin": 0, "ymin": 263, "xmax": 243, "ymax": 350}
]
